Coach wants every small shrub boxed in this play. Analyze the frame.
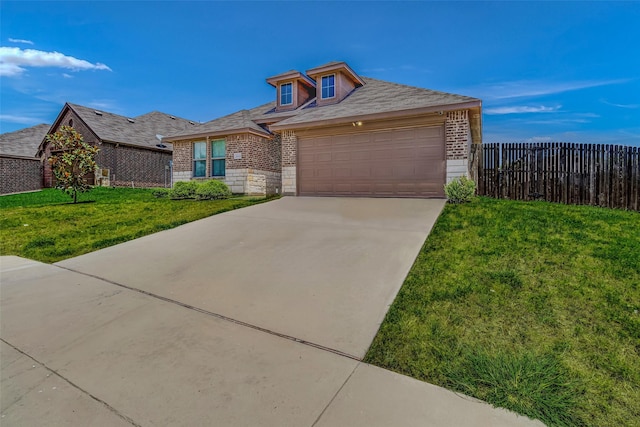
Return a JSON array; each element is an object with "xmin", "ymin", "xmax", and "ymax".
[
  {"xmin": 169, "ymin": 181, "xmax": 199, "ymax": 200},
  {"xmin": 151, "ymin": 188, "xmax": 169, "ymax": 198},
  {"xmin": 195, "ymin": 180, "xmax": 231, "ymax": 200},
  {"xmin": 444, "ymin": 176, "xmax": 476, "ymax": 203}
]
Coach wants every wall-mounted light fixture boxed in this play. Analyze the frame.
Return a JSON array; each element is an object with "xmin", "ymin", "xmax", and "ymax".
[{"xmin": 352, "ymin": 121, "xmax": 363, "ymax": 127}]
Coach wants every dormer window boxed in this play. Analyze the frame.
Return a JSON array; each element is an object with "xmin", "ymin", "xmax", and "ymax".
[
  {"xmin": 321, "ymin": 75, "xmax": 335, "ymax": 99},
  {"xmin": 280, "ymin": 83, "xmax": 293, "ymax": 106}
]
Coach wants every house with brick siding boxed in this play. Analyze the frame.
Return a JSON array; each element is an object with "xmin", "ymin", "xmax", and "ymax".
[
  {"xmin": 0, "ymin": 123, "xmax": 49, "ymax": 194},
  {"xmin": 37, "ymin": 103, "xmax": 198, "ymax": 188},
  {"xmin": 164, "ymin": 61, "xmax": 482, "ymax": 198}
]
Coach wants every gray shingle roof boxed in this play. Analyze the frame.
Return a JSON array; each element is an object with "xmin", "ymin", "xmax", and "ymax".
[
  {"xmin": 165, "ymin": 76, "xmax": 480, "ymax": 140},
  {"xmin": 68, "ymin": 103, "xmax": 198, "ymax": 151},
  {"xmin": 273, "ymin": 77, "xmax": 479, "ymax": 127},
  {"xmin": 0, "ymin": 123, "xmax": 50, "ymax": 157},
  {"xmin": 166, "ymin": 102, "xmax": 276, "ymax": 140}
]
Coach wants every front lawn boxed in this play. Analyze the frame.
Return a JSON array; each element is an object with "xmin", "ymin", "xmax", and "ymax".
[
  {"xmin": 0, "ymin": 188, "xmax": 273, "ymax": 263},
  {"xmin": 365, "ymin": 197, "xmax": 639, "ymax": 427}
]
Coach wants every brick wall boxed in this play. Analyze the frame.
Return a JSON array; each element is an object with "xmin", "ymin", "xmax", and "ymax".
[
  {"xmin": 280, "ymin": 130, "xmax": 298, "ymax": 195},
  {"xmin": 101, "ymin": 143, "xmax": 172, "ymax": 187},
  {"xmin": 445, "ymin": 110, "xmax": 471, "ymax": 181},
  {"xmin": 171, "ymin": 133, "xmax": 282, "ymax": 193},
  {"xmin": 227, "ymin": 133, "xmax": 281, "ymax": 172},
  {"xmin": 43, "ymin": 109, "xmax": 100, "ymax": 187},
  {"xmin": 43, "ymin": 108, "xmax": 171, "ymax": 188},
  {"xmin": 445, "ymin": 110, "xmax": 470, "ymax": 160},
  {"xmin": 0, "ymin": 156, "xmax": 42, "ymax": 194},
  {"xmin": 281, "ymin": 130, "xmax": 297, "ymax": 167}
]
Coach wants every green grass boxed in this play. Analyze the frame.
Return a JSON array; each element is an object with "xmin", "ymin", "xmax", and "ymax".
[
  {"xmin": 1, "ymin": 188, "xmax": 274, "ymax": 263},
  {"xmin": 365, "ymin": 197, "xmax": 639, "ymax": 427}
]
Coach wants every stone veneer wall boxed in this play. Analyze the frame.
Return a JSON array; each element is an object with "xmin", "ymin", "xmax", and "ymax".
[
  {"xmin": 281, "ymin": 130, "xmax": 297, "ymax": 195},
  {"xmin": 445, "ymin": 110, "xmax": 471, "ymax": 182},
  {"xmin": 225, "ymin": 168, "xmax": 281, "ymax": 195}
]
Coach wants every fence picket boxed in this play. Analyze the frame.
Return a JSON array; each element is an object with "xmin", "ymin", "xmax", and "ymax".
[{"xmin": 473, "ymin": 142, "xmax": 639, "ymax": 211}]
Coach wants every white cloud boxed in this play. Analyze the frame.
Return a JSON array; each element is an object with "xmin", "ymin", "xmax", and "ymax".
[
  {"xmin": 0, "ymin": 114, "xmax": 47, "ymax": 125},
  {"xmin": 485, "ymin": 105, "xmax": 561, "ymax": 115},
  {"xmin": 62, "ymin": 73, "xmax": 73, "ymax": 79},
  {"xmin": 0, "ymin": 47, "xmax": 112, "ymax": 77},
  {"xmin": 8, "ymin": 38, "xmax": 34, "ymax": 45},
  {"xmin": 463, "ymin": 79, "xmax": 629, "ymax": 100},
  {"xmin": 600, "ymin": 99, "xmax": 639, "ymax": 109}
]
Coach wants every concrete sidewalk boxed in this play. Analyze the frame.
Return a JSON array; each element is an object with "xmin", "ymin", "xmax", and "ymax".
[{"xmin": 1, "ymin": 256, "xmax": 543, "ymax": 426}]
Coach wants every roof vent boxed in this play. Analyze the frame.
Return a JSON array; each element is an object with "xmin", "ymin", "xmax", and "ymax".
[
  {"xmin": 127, "ymin": 118, "xmax": 135, "ymax": 123},
  {"xmin": 156, "ymin": 144, "xmax": 167, "ymax": 148},
  {"xmin": 189, "ymin": 121, "xmax": 195, "ymax": 125},
  {"xmin": 169, "ymin": 115, "xmax": 175, "ymax": 120},
  {"xmin": 94, "ymin": 110, "xmax": 103, "ymax": 116}
]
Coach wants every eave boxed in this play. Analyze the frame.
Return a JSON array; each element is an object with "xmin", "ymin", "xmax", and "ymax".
[{"xmin": 163, "ymin": 127, "xmax": 272, "ymax": 143}]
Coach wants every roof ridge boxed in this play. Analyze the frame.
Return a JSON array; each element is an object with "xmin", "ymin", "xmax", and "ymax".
[{"xmin": 361, "ymin": 76, "xmax": 478, "ymax": 100}]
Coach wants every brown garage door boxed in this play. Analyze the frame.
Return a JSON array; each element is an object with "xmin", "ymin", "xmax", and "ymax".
[{"xmin": 298, "ymin": 125, "xmax": 445, "ymax": 198}]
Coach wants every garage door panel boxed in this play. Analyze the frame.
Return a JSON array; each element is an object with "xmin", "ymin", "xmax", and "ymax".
[
  {"xmin": 373, "ymin": 166, "xmax": 394, "ymax": 178},
  {"xmin": 298, "ymin": 125, "xmax": 445, "ymax": 198},
  {"xmin": 333, "ymin": 168, "xmax": 351, "ymax": 178},
  {"xmin": 316, "ymin": 168, "xmax": 333, "ymax": 178},
  {"xmin": 352, "ymin": 166, "xmax": 372, "ymax": 178},
  {"xmin": 333, "ymin": 152, "xmax": 352, "ymax": 162}
]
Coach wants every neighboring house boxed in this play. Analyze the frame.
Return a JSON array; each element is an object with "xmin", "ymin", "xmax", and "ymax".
[
  {"xmin": 0, "ymin": 123, "xmax": 49, "ymax": 194},
  {"xmin": 37, "ymin": 103, "xmax": 198, "ymax": 188},
  {"xmin": 164, "ymin": 61, "xmax": 482, "ymax": 198}
]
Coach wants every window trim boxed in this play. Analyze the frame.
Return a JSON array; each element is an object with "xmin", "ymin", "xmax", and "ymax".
[
  {"xmin": 321, "ymin": 74, "xmax": 336, "ymax": 99},
  {"xmin": 280, "ymin": 82, "xmax": 293, "ymax": 106},
  {"xmin": 210, "ymin": 139, "xmax": 226, "ymax": 177},
  {"xmin": 193, "ymin": 141, "xmax": 206, "ymax": 178}
]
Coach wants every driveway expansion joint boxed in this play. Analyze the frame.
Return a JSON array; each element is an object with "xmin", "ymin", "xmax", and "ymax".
[
  {"xmin": 311, "ymin": 362, "xmax": 360, "ymax": 427},
  {"xmin": 0, "ymin": 338, "xmax": 140, "ymax": 427},
  {"xmin": 57, "ymin": 265, "xmax": 363, "ymax": 362}
]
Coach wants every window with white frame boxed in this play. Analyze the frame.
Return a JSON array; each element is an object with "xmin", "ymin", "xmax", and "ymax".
[
  {"xmin": 321, "ymin": 74, "xmax": 335, "ymax": 99},
  {"xmin": 193, "ymin": 141, "xmax": 206, "ymax": 177},
  {"xmin": 280, "ymin": 83, "xmax": 293, "ymax": 105},
  {"xmin": 211, "ymin": 139, "xmax": 225, "ymax": 177}
]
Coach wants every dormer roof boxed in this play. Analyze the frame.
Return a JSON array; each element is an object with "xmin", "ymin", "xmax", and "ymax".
[
  {"xmin": 266, "ymin": 70, "xmax": 316, "ymax": 88},
  {"xmin": 306, "ymin": 61, "xmax": 365, "ymax": 87}
]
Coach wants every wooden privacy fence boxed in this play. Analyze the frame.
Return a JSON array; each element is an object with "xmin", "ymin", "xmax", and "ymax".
[{"xmin": 470, "ymin": 142, "xmax": 640, "ymax": 211}]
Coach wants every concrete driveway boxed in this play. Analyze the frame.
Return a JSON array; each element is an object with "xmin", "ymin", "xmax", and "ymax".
[
  {"xmin": 1, "ymin": 197, "xmax": 543, "ymax": 426},
  {"xmin": 57, "ymin": 197, "xmax": 445, "ymax": 359}
]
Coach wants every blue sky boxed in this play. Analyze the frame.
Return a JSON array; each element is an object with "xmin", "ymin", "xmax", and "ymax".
[{"xmin": 1, "ymin": 1, "xmax": 639, "ymax": 145}]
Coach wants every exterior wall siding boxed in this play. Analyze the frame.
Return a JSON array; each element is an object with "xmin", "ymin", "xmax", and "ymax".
[
  {"xmin": 43, "ymin": 109, "xmax": 99, "ymax": 187},
  {"xmin": 281, "ymin": 130, "xmax": 298, "ymax": 195},
  {"xmin": 446, "ymin": 159, "xmax": 469, "ymax": 183},
  {"xmin": 171, "ymin": 133, "xmax": 281, "ymax": 194},
  {"xmin": 445, "ymin": 110, "xmax": 471, "ymax": 181},
  {"xmin": 44, "ymin": 108, "xmax": 172, "ymax": 188},
  {"xmin": 224, "ymin": 168, "xmax": 281, "ymax": 195},
  {"xmin": 282, "ymin": 166, "xmax": 297, "ymax": 196},
  {"xmin": 445, "ymin": 110, "xmax": 470, "ymax": 161},
  {"xmin": 0, "ymin": 156, "xmax": 42, "ymax": 194},
  {"xmin": 101, "ymin": 143, "xmax": 172, "ymax": 188}
]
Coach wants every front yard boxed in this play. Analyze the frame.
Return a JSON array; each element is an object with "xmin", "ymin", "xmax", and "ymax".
[
  {"xmin": 365, "ymin": 197, "xmax": 639, "ymax": 427},
  {"xmin": 0, "ymin": 188, "xmax": 272, "ymax": 263}
]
